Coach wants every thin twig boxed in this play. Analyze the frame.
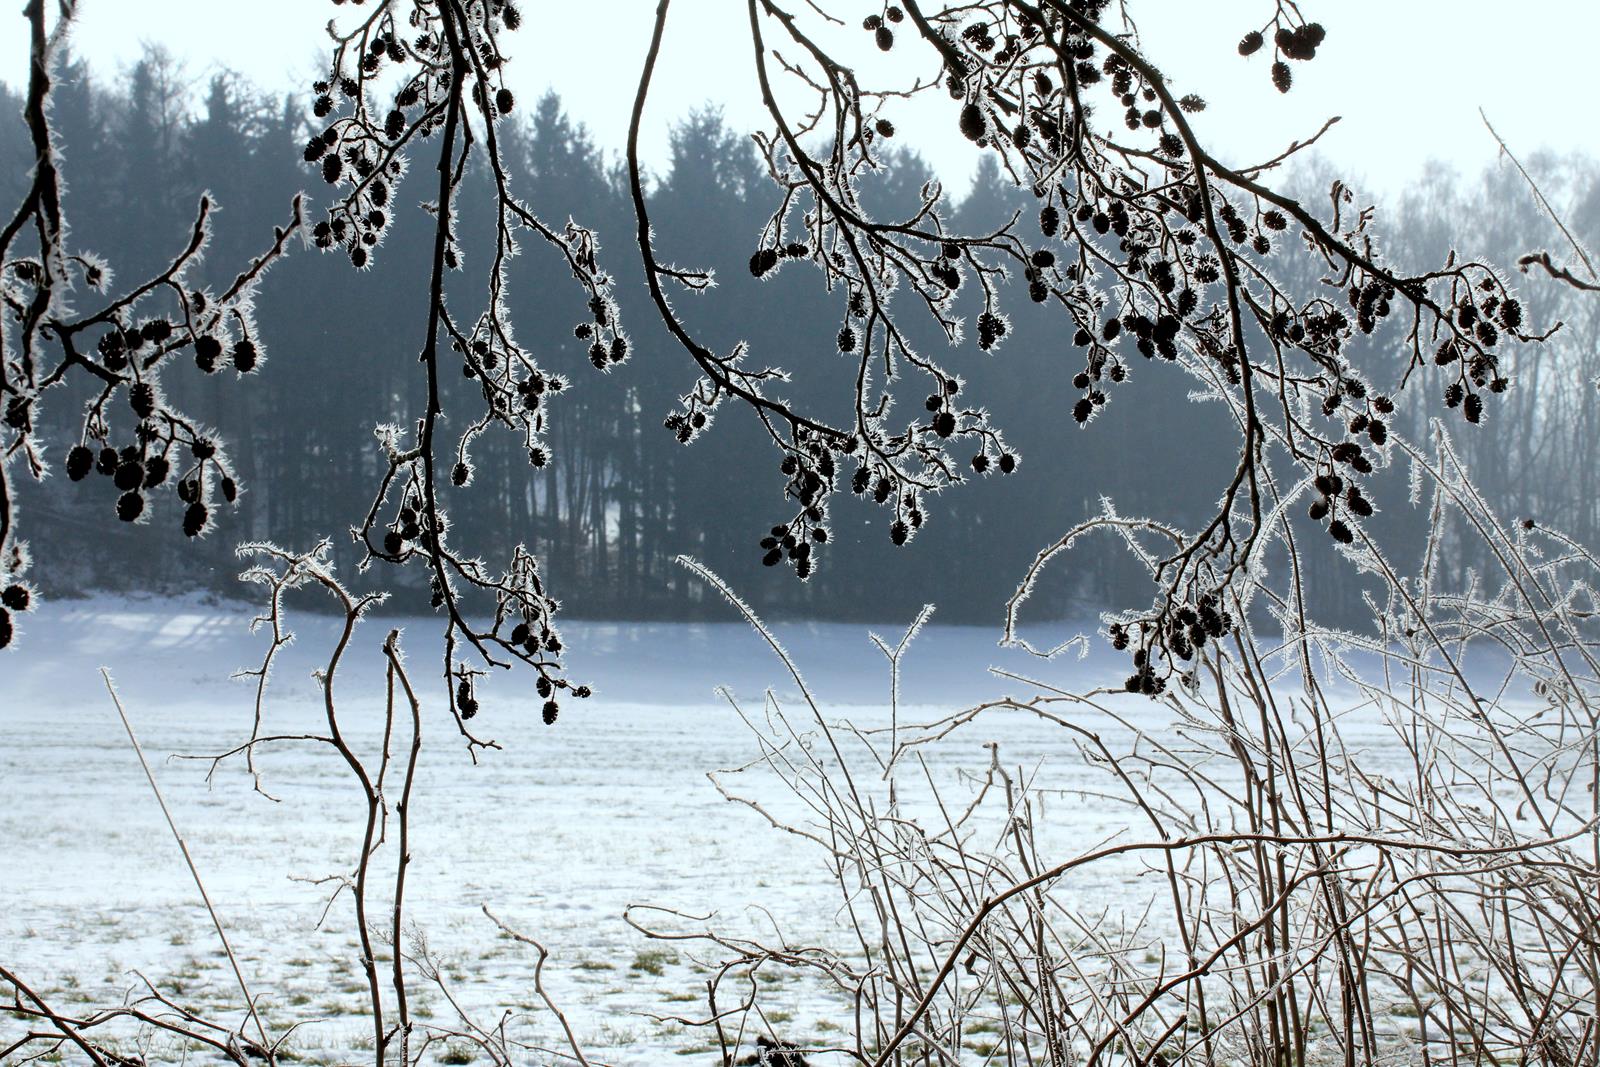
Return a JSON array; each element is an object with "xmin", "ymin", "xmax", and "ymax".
[{"xmin": 99, "ymin": 668, "xmax": 271, "ymax": 1058}]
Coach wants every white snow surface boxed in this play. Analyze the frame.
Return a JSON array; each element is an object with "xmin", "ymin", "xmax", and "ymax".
[
  {"xmin": 3, "ymin": 591, "xmax": 1440, "ymax": 1062},
  {"xmin": 1, "ymin": 593, "xmax": 1407, "ymax": 1063}
]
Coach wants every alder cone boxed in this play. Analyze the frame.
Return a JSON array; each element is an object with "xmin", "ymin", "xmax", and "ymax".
[{"xmin": 959, "ymin": 103, "xmax": 985, "ymax": 141}]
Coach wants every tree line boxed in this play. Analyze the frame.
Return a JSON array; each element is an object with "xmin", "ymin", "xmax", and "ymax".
[{"xmin": 4, "ymin": 49, "xmax": 1595, "ymax": 625}]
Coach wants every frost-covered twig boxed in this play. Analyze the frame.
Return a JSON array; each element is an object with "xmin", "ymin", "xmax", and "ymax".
[{"xmin": 99, "ymin": 669, "xmax": 271, "ymax": 1060}]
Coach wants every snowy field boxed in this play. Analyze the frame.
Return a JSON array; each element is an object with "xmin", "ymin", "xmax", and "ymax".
[{"xmin": 1, "ymin": 594, "xmax": 1412, "ymax": 1064}]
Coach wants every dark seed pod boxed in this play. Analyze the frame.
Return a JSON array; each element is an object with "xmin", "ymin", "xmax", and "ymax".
[
  {"xmin": 129, "ymin": 383, "xmax": 156, "ymax": 419},
  {"xmin": 542, "ymin": 700, "xmax": 559, "ymax": 725},
  {"xmin": 748, "ymin": 247, "xmax": 779, "ymax": 277},
  {"xmin": 117, "ymin": 491, "xmax": 145, "ymax": 522},
  {"xmin": 959, "ymin": 103, "xmax": 985, "ymax": 141},
  {"xmin": 2, "ymin": 584, "xmax": 31, "ymax": 612},
  {"xmin": 66, "ymin": 445, "xmax": 95, "ymax": 482},
  {"xmin": 113, "ymin": 461, "xmax": 144, "ymax": 492},
  {"xmin": 183, "ymin": 502, "xmax": 208, "ymax": 538},
  {"xmin": 195, "ymin": 334, "xmax": 222, "ymax": 372}
]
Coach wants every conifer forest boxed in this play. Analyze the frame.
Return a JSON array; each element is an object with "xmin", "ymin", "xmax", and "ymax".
[{"xmin": 3, "ymin": 2, "xmax": 1600, "ymax": 1065}]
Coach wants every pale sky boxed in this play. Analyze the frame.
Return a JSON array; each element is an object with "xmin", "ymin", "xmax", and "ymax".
[{"xmin": 6, "ymin": 1, "xmax": 1596, "ymax": 203}]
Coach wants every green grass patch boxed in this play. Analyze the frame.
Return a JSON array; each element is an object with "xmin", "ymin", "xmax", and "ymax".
[{"xmin": 629, "ymin": 948, "xmax": 679, "ymax": 977}]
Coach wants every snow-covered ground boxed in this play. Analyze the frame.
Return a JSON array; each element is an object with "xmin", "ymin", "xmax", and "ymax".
[
  {"xmin": 2, "ymin": 593, "xmax": 1442, "ymax": 1063},
  {"xmin": 0, "ymin": 593, "xmax": 1158, "ymax": 1063}
]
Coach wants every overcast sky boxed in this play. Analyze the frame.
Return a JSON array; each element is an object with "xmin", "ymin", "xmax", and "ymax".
[{"xmin": 6, "ymin": 1, "xmax": 1595, "ymax": 203}]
